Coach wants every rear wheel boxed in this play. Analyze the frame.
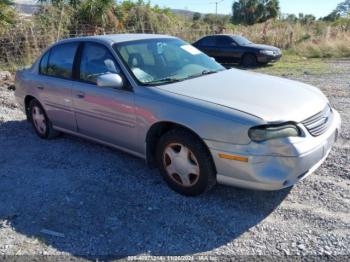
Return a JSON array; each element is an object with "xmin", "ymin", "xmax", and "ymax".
[
  {"xmin": 29, "ymin": 99, "xmax": 59, "ymax": 139},
  {"xmin": 156, "ymin": 129, "xmax": 216, "ymax": 196},
  {"xmin": 242, "ymin": 53, "xmax": 257, "ymax": 67}
]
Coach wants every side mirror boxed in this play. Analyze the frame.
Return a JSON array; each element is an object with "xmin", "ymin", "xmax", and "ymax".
[
  {"xmin": 210, "ymin": 57, "xmax": 216, "ymax": 62},
  {"xmin": 97, "ymin": 73, "xmax": 124, "ymax": 89}
]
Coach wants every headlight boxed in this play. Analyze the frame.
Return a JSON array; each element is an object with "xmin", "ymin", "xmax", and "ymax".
[
  {"xmin": 248, "ymin": 123, "xmax": 301, "ymax": 142},
  {"xmin": 260, "ymin": 50, "xmax": 275, "ymax": 56}
]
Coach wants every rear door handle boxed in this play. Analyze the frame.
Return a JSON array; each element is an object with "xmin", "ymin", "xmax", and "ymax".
[
  {"xmin": 76, "ymin": 92, "xmax": 85, "ymax": 99},
  {"xmin": 37, "ymin": 86, "xmax": 44, "ymax": 90}
]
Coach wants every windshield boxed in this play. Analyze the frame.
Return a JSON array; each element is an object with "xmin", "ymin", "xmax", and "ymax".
[
  {"xmin": 231, "ymin": 35, "xmax": 252, "ymax": 46},
  {"xmin": 113, "ymin": 38, "xmax": 225, "ymax": 85}
]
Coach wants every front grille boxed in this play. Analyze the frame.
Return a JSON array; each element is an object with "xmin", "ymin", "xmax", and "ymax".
[{"xmin": 302, "ymin": 105, "xmax": 332, "ymax": 137}]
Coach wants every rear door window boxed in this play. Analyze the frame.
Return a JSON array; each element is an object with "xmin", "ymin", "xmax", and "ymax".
[
  {"xmin": 46, "ymin": 43, "xmax": 79, "ymax": 79},
  {"xmin": 198, "ymin": 36, "xmax": 216, "ymax": 47},
  {"xmin": 215, "ymin": 36, "xmax": 233, "ymax": 47}
]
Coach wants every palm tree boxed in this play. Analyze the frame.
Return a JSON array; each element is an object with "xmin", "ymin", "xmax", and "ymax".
[
  {"xmin": 263, "ymin": 0, "xmax": 280, "ymax": 21},
  {"xmin": 232, "ymin": 0, "xmax": 280, "ymax": 25},
  {"xmin": 77, "ymin": 0, "xmax": 117, "ymax": 30}
]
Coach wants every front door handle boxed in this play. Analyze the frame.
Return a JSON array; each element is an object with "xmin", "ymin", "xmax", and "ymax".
[
  {"xmin": 37, "ymin": 86, "xmax": 44, "ymax": 90},
  {"xmin": 76, "ymin": 92, "xmax": 85, "ymax": 99}
]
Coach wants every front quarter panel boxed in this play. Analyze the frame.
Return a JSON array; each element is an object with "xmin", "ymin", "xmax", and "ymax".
[{"xmin": 134, "ymin": 86, "xmax": 264, "ymax": 155}]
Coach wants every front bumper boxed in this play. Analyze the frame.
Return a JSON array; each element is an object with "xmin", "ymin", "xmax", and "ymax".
[
  {"xmin": 206, "ymin": 110, "xmax": 341, "ymax": 191},
  {"xmin": 257, "ymin": 54, "xmax": 282, "ymax": 64}
]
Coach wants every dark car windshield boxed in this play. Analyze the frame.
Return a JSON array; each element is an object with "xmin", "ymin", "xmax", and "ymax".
[
  {"xmin": 231, "ymin": 35, "xmax": 252, "ymax": 46},
  {"xmin": 113, "ymin": 38, "xmax": 225, "ymax": 85}
]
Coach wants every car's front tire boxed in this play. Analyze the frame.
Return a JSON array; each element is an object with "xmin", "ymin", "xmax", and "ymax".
[
  {"xmin": 29, "ymin": 99, "xmax": 59, "ymax": 139},
  {"xmin": 156, "ymin": 129, "xmax": 216, "ymax": 196},
  {"xmin": 242, "ymin": 53, "xmax": 258, "ymax": 67}
]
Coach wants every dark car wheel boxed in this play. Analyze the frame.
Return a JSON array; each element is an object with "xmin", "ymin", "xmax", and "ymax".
[
  {"xmin": 156, "ymin": 128, "xmax": 216, "ymax": 196},
  {"xmin": 242, "ymin": 53, "xmax": 258, "ymax": 67},
  {"xmin": 29, "ymin": 99, "xmax": 59, "ymax": 139}
]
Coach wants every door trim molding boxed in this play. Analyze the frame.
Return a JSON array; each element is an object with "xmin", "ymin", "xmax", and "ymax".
[{"xmin": 53, "ymin": 126, "xmax": 146, "ymax": 160}]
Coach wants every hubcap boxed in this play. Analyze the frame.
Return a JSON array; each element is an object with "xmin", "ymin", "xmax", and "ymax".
[
  {"xmin": 32, "ymin": 106, "xmax": 47, "ymax": 135},
  {"xmin": 163, "ymin": 143, "xmax": 200, "ymax": 187}
]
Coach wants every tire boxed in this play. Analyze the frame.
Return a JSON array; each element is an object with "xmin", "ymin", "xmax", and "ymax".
[
  {"xmin": 29, "ymin": 99, "xmax": 59, "ymax": 139},
  {"xmin": 242, "ymin": 53, "xmax": 258, "ymax": 67},
  {"xmin": 156, "ymin": 128, "xmax": 216, "ymax": 196}
]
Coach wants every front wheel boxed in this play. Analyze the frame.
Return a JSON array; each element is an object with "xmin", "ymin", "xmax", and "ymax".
[
  {"xmin": 156, "ymin": 129, "xmax": 216, "ymax": 196},
  {"xmin": 242, "ymin": 53, "xmax": 257, "ymax": 67}
]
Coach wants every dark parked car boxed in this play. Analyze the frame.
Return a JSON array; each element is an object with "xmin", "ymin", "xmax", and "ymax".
[{"xmin": 193, "ymin": 34, "xmax": 282, "ymax": 67}]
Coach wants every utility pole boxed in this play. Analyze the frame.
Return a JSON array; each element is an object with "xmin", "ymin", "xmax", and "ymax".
[
  {"xmin": 209, "ymin": 0, "xmax": 224, "ymax": 30},
  {"xmin": 210, "ymin": 0, "xmax": 224, "ymax": 17}
]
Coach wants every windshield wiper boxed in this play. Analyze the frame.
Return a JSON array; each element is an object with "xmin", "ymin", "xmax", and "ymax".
[
  {"xmin": 145, "ymin": 70, "xmax": 222, "ymax": 85},
  {"xmin": 184, "ymin": 69, "xmax": 220, "ymax": 80},
  {"xmin": 145, "ymin": 77, "xmax": 182, "ymax": 85},
  {"xmin": 202, "ymin": 69, "xmax": 219, "ymax": 75}
]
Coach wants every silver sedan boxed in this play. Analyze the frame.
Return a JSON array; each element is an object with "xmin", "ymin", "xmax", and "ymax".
[{"xmin": 14, "ymin": 34, "xmax": 341, "ymax": 196}]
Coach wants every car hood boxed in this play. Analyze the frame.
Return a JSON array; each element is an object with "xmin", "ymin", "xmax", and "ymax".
[
  {"xmin": 246, "ymin": 43, "xmax": 280, "ymax": 51},
  {"xmin": 155, "ymin": 69, "xmax": 328, "ymax": 123}
]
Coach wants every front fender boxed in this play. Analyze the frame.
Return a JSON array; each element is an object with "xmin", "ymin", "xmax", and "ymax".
[{"xmin": 134, "ymin": 87, "xmax": 264, "ymax": 155}]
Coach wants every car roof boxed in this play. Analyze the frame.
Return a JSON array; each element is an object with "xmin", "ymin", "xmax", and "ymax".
[
  {"xmin": 55, "ymin": 34, "xmax": 177, "ymax": 45},
  {"xmin": 204, "ymin": 34, "xmax": 238, "ymax": 38},
  {"xmin": 196, "ymin": 34, "xmax": 235, "ymax": 41}
]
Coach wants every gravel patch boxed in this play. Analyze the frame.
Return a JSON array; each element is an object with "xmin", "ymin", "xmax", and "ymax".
[{"xmin": 0, "ymin": 60, "xmax": 349, "ymax": 260}]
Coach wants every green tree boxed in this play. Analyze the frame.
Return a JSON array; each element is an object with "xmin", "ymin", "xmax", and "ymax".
[
  {"xmin": 203, "ymin": 14, "xmax": 217, "ymax": 24},
  {"xmin": 232, "ymin": 0, "xmax": 259, "ymax": 25},
  {"xmin": 0, "ymin": 0, "xmax": 17, "ymax": 28},
  {"xmin": 114, "ymin": 0, "xmax": 179, "ymax": 33},
  {"xmin": 193, "ymin": 12, "xmax": 201, "ymax": 22},
  {"xmin": 322, "ymin": 11, "xmax": 341, "ymax": 22},
  {"xmin": 335, "ymin": 0, "xmax": 350, "ymax": 16},
  {"xmin": 37, "ymin": 0, "xmax": 118, "ymax": 32},
  {"xmin": 264, "ymin": 0, "xmax": 279, "ymax": 21},
  {"xmin": 321, "ymin": 0, "xmax": 350, "ymax": 21},
  {"xmin": 231, "ymin": 0, "xmax": 280, "ymax": 25},
  {"xmin": 37, "ymin": 0, "xmax": 81, "ymax": 8},
  {"xmin": 284, "ymin": 14, "xmax": 298, "ymax": 23},
  {"xmin": 298, "ymin": 13, "xmax": 316, "ymax": 24},
  {"xmin": 76, "ymin": 0, "xmax": 117, "ymax": 29}
]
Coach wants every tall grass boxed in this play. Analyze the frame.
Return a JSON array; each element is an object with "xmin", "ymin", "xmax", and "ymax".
[
  {"xmin": 224, "ymin": 21, "xmax": 350, "ymax": 58},
  {"xmin": 1, "ymin": 13, "xmax": 350, "ymax": 71},
  {"xmin": 296, "ymin": 33, "xmax": 350, "ymax": 58}
]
